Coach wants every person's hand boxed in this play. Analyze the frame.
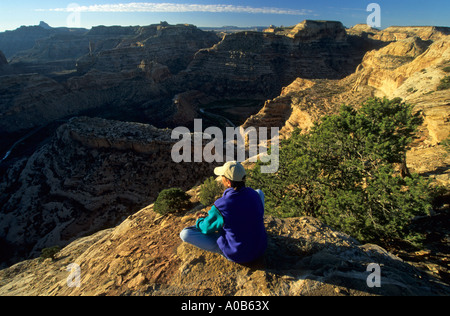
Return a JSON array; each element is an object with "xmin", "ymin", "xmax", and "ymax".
[{"xmin": 196, "ymin": 211, "xmax": 208, "ymax": 219}]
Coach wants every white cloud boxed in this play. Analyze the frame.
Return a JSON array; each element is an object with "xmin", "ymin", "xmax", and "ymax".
[{"xmin": 43, "ymin": 2, "xmax": 310, "ymax": 15}]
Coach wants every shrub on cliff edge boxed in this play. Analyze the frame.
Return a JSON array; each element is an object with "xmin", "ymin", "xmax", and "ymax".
[
  {"xmin": 199, "ymin": 177, "xmax": 225, "ymax": 206},
  {"xmin": 39, "ymin": 246, "xmax": 61, "ymax": 262},
  {"xmin": 154, "ymin": 188, "xmax": 191, "ymax": 215},
  {"xmin": 248, "ymin": 97, "xmax": 436, "ymax": 245},
  {"xmin": 437, "ymin": 76, "xmax": 450, "ymax": 91}
]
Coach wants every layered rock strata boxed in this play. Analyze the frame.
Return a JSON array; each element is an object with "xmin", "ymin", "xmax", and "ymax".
[
  {"xmin": 0, "ymin": 117, "xmax": 215, "ymax": 266},
  {"xmin": 0, "ymin": 23, "xmax": 220, "ymax": 137},
  {"xmin": 183, "ymin": 21, "xmax": 372, "ymax": 99},
  {"xmin": 0, "ymin": 203, "xmax": 448, "ymax": 296},
  {"xmin": 76, "ymin": 23, "xmax": 220, "ymax": 75},
  {"xmin": 0, "ymin": 23, "xmax": 88, "ymax": 59},
  {"xmin": 242, "ymin": 29, "xmax": 450, "ymax": 187}
]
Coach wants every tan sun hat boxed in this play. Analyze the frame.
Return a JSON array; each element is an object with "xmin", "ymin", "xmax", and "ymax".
[{"xmin": 214, "ymin": 161, "xmax": 246, "ymax": 182}]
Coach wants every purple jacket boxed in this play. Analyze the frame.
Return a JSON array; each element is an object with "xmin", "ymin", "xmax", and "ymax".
[{"xmin": 214, "ymin": 187, "xmax": 267, "ymax": 263}]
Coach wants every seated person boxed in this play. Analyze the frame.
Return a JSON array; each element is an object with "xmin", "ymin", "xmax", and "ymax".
[{"xmin": 180, "ymin": 161, "xmax": 267, "ymax": 264}]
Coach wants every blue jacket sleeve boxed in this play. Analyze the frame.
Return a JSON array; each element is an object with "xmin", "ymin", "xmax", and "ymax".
[{"xmin": 196, "ymin": 205, "xmax": 224, "ymax": 234}]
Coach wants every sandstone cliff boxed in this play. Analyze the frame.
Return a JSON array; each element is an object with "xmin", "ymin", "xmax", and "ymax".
[
  {"xmin": 0, "ymin": 22, "xmax": 219, "ymax": 138},
  {"xmin": 182, "ymin": 20, "xmax": 373, "ymax": 99},
  {"xmin": 350, "ymin": 33, "xmax": 450, "ymax": 185},
  {"xmin": 352, "ymin": 36, "xmax": 450, "ymax": 99},
  {"xmin": 0, "ymin": 20, "xmax": 379, "ymax": 158},
  {"xmin": 0, "ymin": 117, "xmax": 215, "ymax": 266},
  {"xmin": 0, "ymin": 199, "xmax": 448, "ymax": 296},
  {"xmin": 6, "ymin": 24, "xmax": 145, "ymax": 74},
  {"xmin": 242, "ymin": 76, "xmax": 373, "ymax": 140},
  {"xmin": 0, "ymin": 23, "xmax": 88, "ymax": 60},
  {"xmin": 347, "ymin": 25, "xmax": 450, "ymax": 42},
  {"xmin": 242, "ymin": 27, "xmax": 450, "ymax": 187},
  {"xmin": 274, "ymin": 20, "xmax": 347, "ymax": 42},
  {"xmin": 0, "ymin": 74, "xmax": 71, "ymax": 134},
  {"xmin": 0, "ymin": 68, "xmax": 172, "ymax": 138},
  {"xmin": 76, "ymin": 23, "xmax": 220, "ymax": 75}
]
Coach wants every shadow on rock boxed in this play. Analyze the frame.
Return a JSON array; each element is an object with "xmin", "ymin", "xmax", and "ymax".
[{"xmin": 173, "ymin": 216, "xmax": 450, "ymax": 296}]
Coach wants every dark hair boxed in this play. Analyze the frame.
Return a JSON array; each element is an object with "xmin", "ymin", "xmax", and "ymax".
[{"xmin": 227, "ymin": 176, "xmax": 246, "ymax": 191}]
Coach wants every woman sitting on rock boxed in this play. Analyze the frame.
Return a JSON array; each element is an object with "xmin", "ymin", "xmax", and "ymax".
[{"xmin": 180, "ymin": 161, "xmax": 267, "ymax": 264}]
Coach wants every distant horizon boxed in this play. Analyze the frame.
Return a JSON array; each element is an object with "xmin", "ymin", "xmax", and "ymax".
[
  {"xmin": 2, "ymin": 19, "xmax": 450, "ymax": 34},
  {"xmin": 1, "ymin": 1, "xmax": 449, "ymax": 33}
]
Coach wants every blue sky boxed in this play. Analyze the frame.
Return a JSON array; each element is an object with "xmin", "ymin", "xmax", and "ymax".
[{"xmin": 0, "ymin": 0, "xmax": 449, "ymax": 32}]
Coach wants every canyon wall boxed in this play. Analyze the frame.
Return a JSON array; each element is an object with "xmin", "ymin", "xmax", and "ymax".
[
  {"xmin": 0, "ymin": 23, "xmax": 220, "ymax": 140},
  {"xmin": 0, "ymin": 20, "xmax": 376, "ymax": 140},
  {"xmin": 0, "ymin": 117, "xmax": 215, "ymax": 265},
  {"xmin": 182, "ymin": 20, "xmax": 372, "ymax": 99}
]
